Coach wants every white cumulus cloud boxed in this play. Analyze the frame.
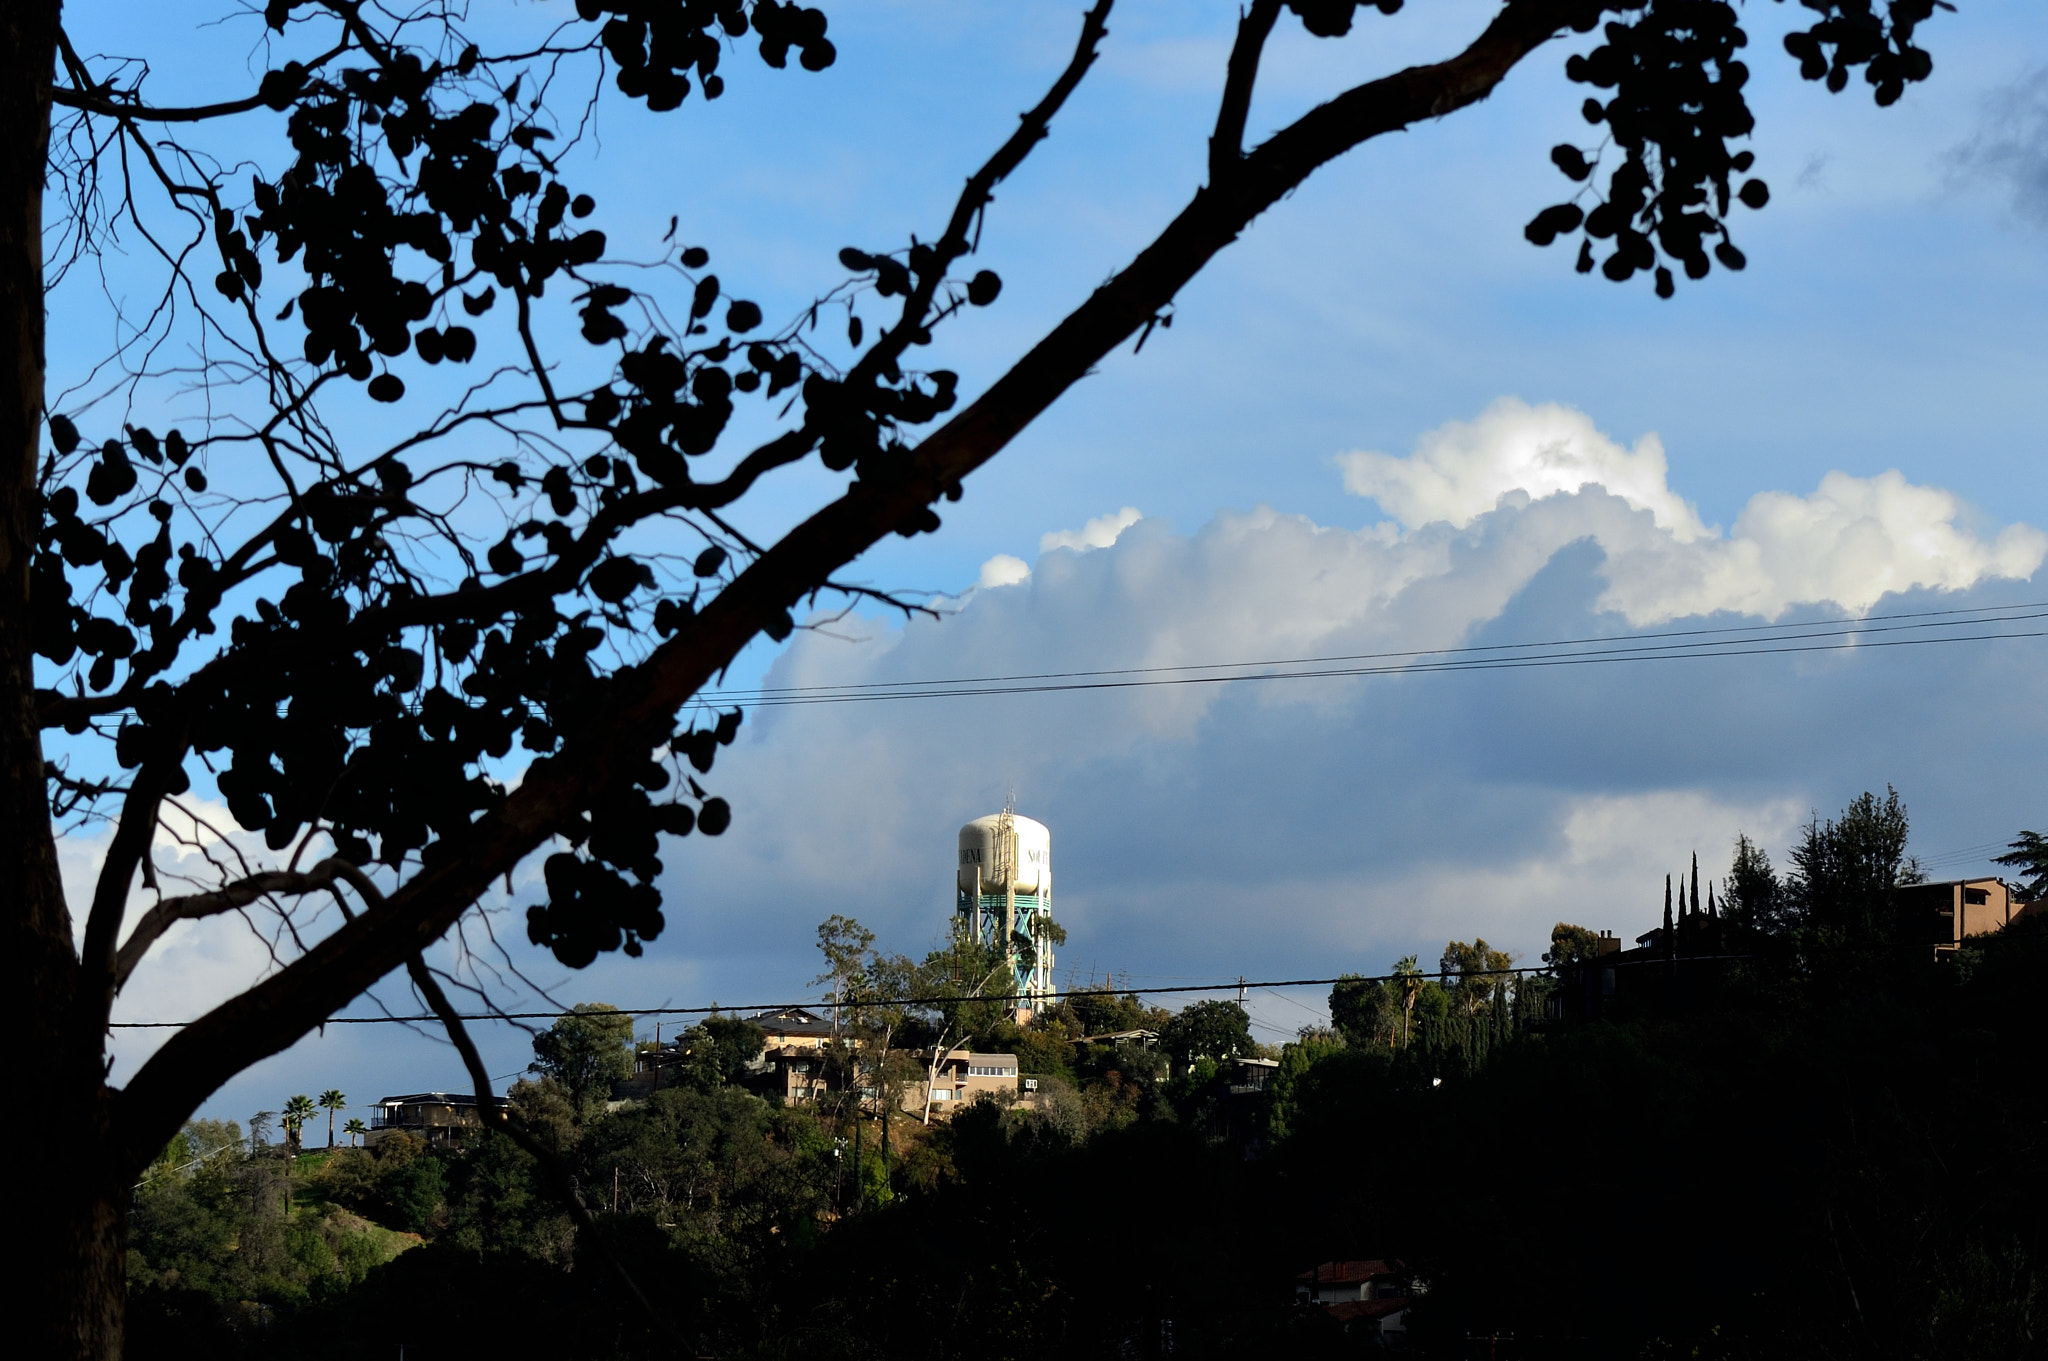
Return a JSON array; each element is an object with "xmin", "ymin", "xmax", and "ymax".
[
  {"xmin": 1040, "ymin": 506, "xmax": 1143, "ymax": 554},
  {"xmin": 1603, "ymin": 469, "xmax": 2048, "ymax": 621},
  {"xmin": 1339, "ymin": 397, "xmax": 1708, "ymax": 540},
  {"xmin": 974, "ymin": 507, "xmax": 1145, "ymax": 592},
  {"xmin": 1340, "ymin": 397, "xmax": 2045, "ymax": 622},
  {"xmin": 976, "ymin": 553, "xmax": 1031, "ymax": 589}
]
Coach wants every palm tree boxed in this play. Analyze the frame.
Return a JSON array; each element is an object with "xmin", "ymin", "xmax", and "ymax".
[
  {"xmin": 282, "ymin": 1093, "xmax": 316, "ymax": 1158},
  {"xmin": 343, "ymin": 1118, "xmax": 368, "ymax": 1148},
  {"xmin": 1394, "ymin": 955, "xmax": 1424, "ymax": 1046},
  {"xmin": 318, "ymin": 1089, "xmax": 347, "ymax": 1148}
]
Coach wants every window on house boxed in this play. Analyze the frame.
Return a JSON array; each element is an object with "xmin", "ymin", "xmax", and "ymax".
[{"xmin": 1965, "ymin": 888, "xmax": 1989, "ymax": 905}]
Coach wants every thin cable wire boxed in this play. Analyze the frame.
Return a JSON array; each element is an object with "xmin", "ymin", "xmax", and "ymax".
[
  {"xmin": 686, "ymin": 602, "xmax": 2048, "ymax": 709},
  {"xmin": 100, "ymin": 954, "xmax": 1759, "ymax": 1029},
  {"xmin": 1915, "ymin": 836, "xmax": 2023, "ymax": 870},
  {"xmin": 718, "ymin": 599, "xmax": 2048, "ymax": 698}
]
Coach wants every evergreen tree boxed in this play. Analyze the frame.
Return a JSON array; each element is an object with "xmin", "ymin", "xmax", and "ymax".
[
  {"xmin": 1787, "ymin": 787, "xmax": 1914, "ymax": 949},
  {"xmin": 1993, "ymin": 830, "xmax": 2048, "ymax": 901},
  {"xmin": 1723, "ymin": 833, "xmax": 1782, "ymax": 934}
]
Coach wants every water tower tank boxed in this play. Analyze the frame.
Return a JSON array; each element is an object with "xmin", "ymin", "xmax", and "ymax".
[
  {"xmin": 954, "ymin": 811, "xmax": 1055, "ymax": 1012},
  {"xmin": 957, "ymin": 814, "xmax": 1051, "ymax": 898}
]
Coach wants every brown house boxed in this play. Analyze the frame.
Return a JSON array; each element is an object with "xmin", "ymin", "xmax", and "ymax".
[
  {"xmin": 908, "ymin": 1048, "xmax": 1019, "ymax": 1116},
  {"xmin": 742, "ymin": 1005, "xmax": 841, "ymax": 1105},
  {"xmin": 366, "ymin": 1092, "xmax": 480, "ymax": 1147},
  {"xmin": 619, "ymin": 1005, "xmax": 845, "ymax": 1104},
  {"xmin": 1895, "ymin": 877, "xmax": 2022, "ymax": 954}
]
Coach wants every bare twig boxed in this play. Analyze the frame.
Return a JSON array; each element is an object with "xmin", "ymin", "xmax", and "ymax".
[{"xmin": 112, "ymin": 855, "xmax": 384, "ymax": 990}]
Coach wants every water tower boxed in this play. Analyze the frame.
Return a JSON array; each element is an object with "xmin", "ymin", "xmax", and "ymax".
[{"xmin": 955, "ymin": 801, "xmax": 1055, "ymax": 1014}]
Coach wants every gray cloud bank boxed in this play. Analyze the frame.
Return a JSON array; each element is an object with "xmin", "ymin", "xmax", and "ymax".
[{"xmin": 658, "ymin": 399, "xmax": 2048, "ymax": 1001}]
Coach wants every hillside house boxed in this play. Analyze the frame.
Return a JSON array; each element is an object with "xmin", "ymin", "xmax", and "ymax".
[
  {"xmin": 367, "ymin": 1092, "xmax": 480, "ymax": 1146},
  {"xmin": 1296, "ymin": 1260, "xmax": 1415, "ymax": 1337},
  {"xmin": 911, "ymin": 1048, "xmax": 1019, "ymax": 1116}
]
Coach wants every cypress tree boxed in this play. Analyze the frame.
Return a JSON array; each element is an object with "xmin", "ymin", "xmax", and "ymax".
[
  {"xmin": 1664, "ymin": 874, "xmax": 1674, "ymax": 937},
  {"xmin": 1691, "ymin": 853, "xmax": 1701, "ymax": 926}
]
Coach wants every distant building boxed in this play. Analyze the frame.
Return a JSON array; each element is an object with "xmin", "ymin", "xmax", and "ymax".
[
  {"xmin": 746, "ymin": 1006, "xmax": 839, "ymax": 1105},
  {"xmin": 1295, "ymin": 1260, "xmax": 1415, "ymax": 1337},
  {"xmin": 908, "ymin": 1048, "xmax": 1019, "ymax": 1116},
  {"xmin": 1229, "ymin": 1057, "xmax": 1278, "ymax": 1094},
  {"xmin": 1895, "ymin": 877, "xmax": 2022, "ymax": 954},
  {"xmin": 618, "ymin": 1005, "xmax": 840, "ymax": 1104},
  {"xmin": 367, "ymin": 1092, "xmax": 479, "ymax": 1146},
  {"xmin": 621, "ymin": 1008, "xmax": 1031, "ymax": 1116}
]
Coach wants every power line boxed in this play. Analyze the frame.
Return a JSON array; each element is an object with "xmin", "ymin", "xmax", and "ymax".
[
  {"xmin": 691, "ymin": 601, "xmax": 2048, "ymax": 708},
  {"xmin": 1915, "ymin": 837, "xmax": 2024, "ymax": 870},
  {"xmin": 98, "ymin": 956, "xmax": 1736, "ymax": 1030}
]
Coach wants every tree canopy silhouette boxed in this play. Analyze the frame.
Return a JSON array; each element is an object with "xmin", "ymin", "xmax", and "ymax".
[{"xmin": 1, "ymin": 0, "xmax": 1944, "ymax": 1355}]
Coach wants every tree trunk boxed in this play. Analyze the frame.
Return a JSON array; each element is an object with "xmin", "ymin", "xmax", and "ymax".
[
  {"xmin": 29, "ymin": 1117, "xmax": 130, "ymax": 1361},
  {"xmin": 5, "ymin": 4, "xmax": 125, "ymax": 1358}
]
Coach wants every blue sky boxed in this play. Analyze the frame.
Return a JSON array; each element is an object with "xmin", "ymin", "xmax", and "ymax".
[{"xmin": 52, "ymin": 1, "xmax": 2048, "ymax": 1121}]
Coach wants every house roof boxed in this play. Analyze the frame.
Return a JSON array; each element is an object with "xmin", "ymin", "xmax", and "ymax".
[
  {"xmin": 1298, "ymin": 1259, "xmax": 1398, "ymax": 1285},
  {"xmin": 376, "ymin": 1092, "xmax": 479, "ymax": 1107},
  {"xmin": 1900, "ymin": 876, "xmax": 2008, "ymax": 892},
  {"xmin": 747, "ymin": 1007, "xmax": 837, "ymax": 1039},
  {"xmin": 1072, "ymin": 1028, "xmax": 1160, "ymax": 1044},
  {"xmin": 752, "ymin": 1005, "xmax": 829, "ymax": 1024}
]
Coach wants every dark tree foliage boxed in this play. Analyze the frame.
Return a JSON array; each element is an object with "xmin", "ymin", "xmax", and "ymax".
[
  {"xmin": 1545, "ymin": 920, "xmax": 1603, "ymax": 965},
  {"xmin": 122, "ymin": 910, "xmax": 2048, "ymax": 1361},
  {"xmin": 1161, "ymin": 999, "xmax": 1254, "ymax": 1069},
  {"xmin": 4, "ymin": 1, "xmax": 1946, "ymax": 1355},
  {"xmin": 1992, "ymin": 828, "xmax": 2048, "ymax": 900},
  {"xmin": 1786, "ymin": 784, "xmax": 1917, "ymax": 946},
  {"xmin": 1327, "ymin": 971, "xmax": 1392, "ymax": 1045},
  {"xmin": 1526, "ymin": 0, "xmax": 1939, "ymax": 295},
  {"xmin": 527, "ymin": 1003, "xmax": 637, "ymax": 1116},
  {"xmin": 668, "ymin": 1015, "xmax": 769, "ymax": 1091},
  {"xmin": 1722, "ymin": 829, "xmax": 1785, "ymax": 932}
]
